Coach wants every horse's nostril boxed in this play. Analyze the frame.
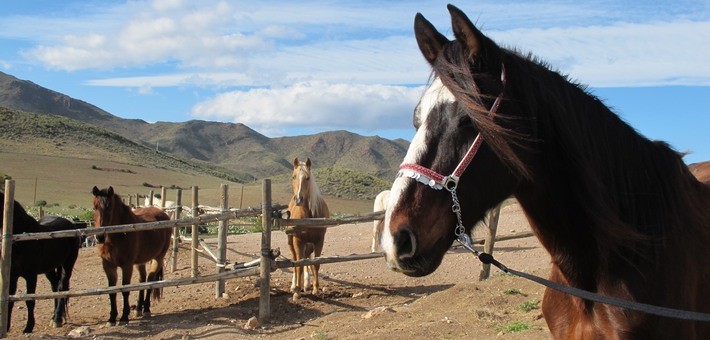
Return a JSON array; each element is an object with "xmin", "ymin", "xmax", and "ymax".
[{"xmin": 394, "ymin": 228, "xmax": 417, "ymax": 260}]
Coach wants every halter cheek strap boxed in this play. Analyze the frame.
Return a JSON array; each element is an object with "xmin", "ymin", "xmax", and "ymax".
[{"xmin": 397, "ymin": 64, "xmax": 506, "ymax": 247}]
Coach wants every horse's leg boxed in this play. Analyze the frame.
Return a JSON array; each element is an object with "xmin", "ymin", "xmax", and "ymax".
[
  {"xmin": 311, "ymin": 236, "xmax": 326, "ymax": 295},
  {"xmin": 303, "ymin": 243, "xmax": 314, "ymax": 292},
  {"xmin": 55, "ymin": 248, "xmax": 79, "ymax": 328},
  {"xmin": 288, "ymin": 235, "xmax": 298, "ymax": 293},
  {"xmin": 119, "ymin": 265, "xmax": 133, "ymax": 325},
  {"xmin": 291, "ymin": 237, "xmax": 306, "ymax": 299},
  {"xmin": 7, "ymin": 275, "xmax": 18, "ymax": 332},
  {"xmin": 23, "ymin": 274, "xmax": 38, "ymax": 333},
  {"xmin": 135, "ymin": 264, "xmax": 147, "ymax": 317},
  {"xmin": 44, "ymin": 268, "xmax": 62, "ymax": 328},
  {"xmin": 102, "ymin": 260, "xmax": 119, "ymax": 326},
  {"xmin": 143, "ymin": 260, "xmax": 158, "ymax": 317}
]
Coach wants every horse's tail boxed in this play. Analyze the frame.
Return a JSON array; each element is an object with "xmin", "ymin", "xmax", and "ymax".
[{"xmin": 151, "ymin": 265, "xmax": 164, "ymax": 302}]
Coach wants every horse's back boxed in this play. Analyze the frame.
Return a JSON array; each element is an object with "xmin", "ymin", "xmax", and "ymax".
[
  {"xmin": 689, "ymin": 160, "xmax": 710, "ymax": 184},
  {"xmin": 31, "ymin": 216, "xmax": 81, "ymax": 273},
  {"xmin": 132, "ymin": 206, "xmax": 172, "ymax": 262}
]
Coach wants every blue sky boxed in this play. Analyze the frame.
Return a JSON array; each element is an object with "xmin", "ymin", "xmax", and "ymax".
[{"xmin": 0, "ymin": 0, "xmax": 708, "ymax": 164}]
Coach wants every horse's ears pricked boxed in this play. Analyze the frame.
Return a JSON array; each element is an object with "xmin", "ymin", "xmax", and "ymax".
[
  {"xmin": 107, "ymin": 186, "xmax": 114, "ymax": 197},
  {"xmin": 448, "ymin": 4, "xmax": 484, "ymax": 58},
  {"xmin": 92, "ymin": 186, "xmax": 100, "ymax": 196},
  {"xmin": 293, "ymin": 158, "xmax": 300, "ymax": 169},
  {"xmin": 306, "ymin": 158, "xmax": 311, "ymax": 168},
  {"xmin": 414, "ymin": 12, "xmax": 449, "ymax": 65}
]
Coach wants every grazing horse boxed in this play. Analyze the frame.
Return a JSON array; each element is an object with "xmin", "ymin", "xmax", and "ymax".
[
  {"xmin": 371, "ymin": 190, "xmax": 390, "ymax": 252},
  {"xmin": 0, "ymin": 192, "xmax": 81, "ymax": 333},
  {"xmin": 381, "ymin": 5, "xmax": 710, "ymax": 339},
  {"xmin": 287, "ymin": 158, "xmax": 329, "ymax": 299},
  {"xmin": 91, "ymin": 186, "xmax": 172, "ymax": 326}
]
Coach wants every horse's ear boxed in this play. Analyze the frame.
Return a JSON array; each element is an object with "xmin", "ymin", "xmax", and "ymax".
[
  {"xmin": 92, "ymin": 186, "xmax": 100, "ymax": 196},
  {"xmin": 306, "ymin": 158, "xmax": 311, "ymax": 168},
  {"xmin": 414, "ymin": 13, "xmax": 449, "ymax": 65},
  {"xmin": 107, "ymin": 186, "xmax": 114, "ymax": 197},
  {"xmin": 448, "ymin": 4, "xmax": 485, "ymax": 58},
  {"xmin": 293, "ymin": 158, "xmax": 299, "ymax": 169}
]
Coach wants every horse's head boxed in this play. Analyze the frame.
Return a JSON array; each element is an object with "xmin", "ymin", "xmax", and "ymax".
[
  {"xmin": 92, "ymin": 186, "xmax": 122, "ymax": 227},
  {"xmin": 291, "ymin": 158, "xmax": 312, "ymax": 207},
  {"xmin": 381, "ymin": 5, "xmax": 527, "ymax": 277}
]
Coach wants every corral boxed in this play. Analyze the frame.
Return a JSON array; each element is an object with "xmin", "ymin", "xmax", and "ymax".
[{"xmin": 1, "ymin": 180, "xmax": 552, "ymax": 339}]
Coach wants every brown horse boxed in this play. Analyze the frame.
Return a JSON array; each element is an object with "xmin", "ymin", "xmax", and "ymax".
[
  {"xmin": 287, "ymin": 158, "xmax": 329, "ymax": 299},
  {"xmin": 380, "ymin": 5, "xmax": 710, "ymax": 338},
  {"xmin": 689, "ymin": 160, "xmax": 710, "ymax": 183},
  {"xmin": 91, "ymin": 186, "xmax": 172, "ymax": 326}
]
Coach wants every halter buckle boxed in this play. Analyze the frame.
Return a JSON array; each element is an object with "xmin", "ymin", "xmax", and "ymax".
[{"xmin": 442, "ymin": 175, "xmax": 459, "ymax": 192}]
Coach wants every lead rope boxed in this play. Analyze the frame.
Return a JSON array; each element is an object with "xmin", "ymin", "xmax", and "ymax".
[{"xmin": 452, "ymin": 198, "xmax": 710, "ymax": 321}]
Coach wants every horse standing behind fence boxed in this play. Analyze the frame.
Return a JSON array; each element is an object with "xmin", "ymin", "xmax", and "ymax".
[
  {"xmin": 287, "ymin": 158, "xmax": 329, "ymax": 299},
  {"xmin": 91, "ymin": 186, "xmax": 172, "ymax": 326},
  {"xmin": 371, "ymin": 190, "xmax": 390, "ymax": 252},
  {"xmin": 381, "ymin": 5, "xmax": 710, "ymax": 338},
  {"xmin": 0, "ymin": 193, "xmax": 81, "ymax": 333}
]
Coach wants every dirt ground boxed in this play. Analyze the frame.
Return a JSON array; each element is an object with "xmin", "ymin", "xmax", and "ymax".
[{"xmin": 7, "ymin": 203, "xmax": 554, "ymax": 339}]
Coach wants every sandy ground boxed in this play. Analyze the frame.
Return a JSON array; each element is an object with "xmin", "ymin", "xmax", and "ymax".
[{"xmin": 6, "ymin": 203, "xmax": 554, "ymax": 339}]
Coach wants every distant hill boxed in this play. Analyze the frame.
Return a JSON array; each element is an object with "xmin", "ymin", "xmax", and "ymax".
[
  {"xmin": 0, "ymin": 71, "xmax": 408, "ymax": 179},
  {"xmin": 0, "ymin": 108, "xmax": 255, "ymax": 184}
]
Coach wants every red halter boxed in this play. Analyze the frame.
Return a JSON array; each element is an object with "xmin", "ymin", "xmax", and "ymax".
[{"xmin": 398, "ymin": 64, "xmax": 507, "ymax": 192}]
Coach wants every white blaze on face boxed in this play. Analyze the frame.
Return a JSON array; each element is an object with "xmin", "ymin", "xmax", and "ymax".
[{"xmin": 381, "ymin": 77, "xmax": 455, "ymax": 262}]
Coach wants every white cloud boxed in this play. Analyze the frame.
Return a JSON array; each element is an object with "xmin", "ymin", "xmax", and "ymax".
[
  {"xmin": 493, "ymin": 21, "xmax": 710, "ymax": 87},
  {"xmin": 190, "ymin": 82, "xmax": 423, "ymax": 136}
]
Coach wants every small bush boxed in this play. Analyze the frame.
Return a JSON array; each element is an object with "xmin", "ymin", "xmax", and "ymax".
[
  {"xmin": 142, "ymin": 182, "xmax": 154, "ymax": 187},
  {"xmin": 35, "ymin": 200, "xmax": 47, "ymax": 207},
  {"xmin": 91, "ymin": 165, "xmax": 98, "ymax": 170},
  {"xmin": 496, "ymin": 321, "xmax": 531, "ymax": 333},
  {"xmin": 518, "ymin": 300, "xmax": 540, "ymax": 312},
  {"xmin": 503, "ymin": 288, "xmax": 521, "ymax": 295}
]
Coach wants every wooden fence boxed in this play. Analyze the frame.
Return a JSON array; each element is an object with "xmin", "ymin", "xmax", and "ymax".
[{"xmin": 0, "ymin": 179, "xmax": 532, "ymax": 336}]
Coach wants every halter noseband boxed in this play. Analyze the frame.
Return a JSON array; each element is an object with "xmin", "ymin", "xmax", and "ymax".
[{"xmin": 397, "ymin": 64, "xmax": 506, "ymax": 249}]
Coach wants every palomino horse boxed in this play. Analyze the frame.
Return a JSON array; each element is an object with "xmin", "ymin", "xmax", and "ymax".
[
  {"xmin": 371, "ymin": 190, "xmax": 390, "ymax": 252},
  {"xmin": 91, "ymin": 186, "xmax": 172, "ymax": 325},
  {"xmin": 287, "ymin": 158, "xmax": 329, "ymax": 299},
  {"xmin": 1, "ymin": 193, "xmax": 81, "ymax": 333},
  {"xmin": 381, "ymin": 5, "xmax": 710, "ymax": 338}
]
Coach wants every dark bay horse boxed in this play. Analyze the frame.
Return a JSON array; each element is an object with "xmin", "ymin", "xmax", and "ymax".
[
  {"xmin": 381, "ymin": 5, "xmax": 710, "ymax": 338},
  {"xmin": 287, "ymin": 158, "xmax": 329, "ymax": 299},
  {"xmin": 91, "ymin": 186, "xmax": 172, "ymax": 325},
  {"xmin": 0, "ymin": 192, "xmax": 81, "ymax": 333}
]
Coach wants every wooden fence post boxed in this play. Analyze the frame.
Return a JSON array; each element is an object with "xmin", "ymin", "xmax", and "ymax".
[
  {"xmin": 259, "ymin": 179, "xmax": 272, "ymax": 323},
  {"xmin": 191, "ymin": 186, "xmax": 199, "ymax": 278},
  {"xmin": 149, "ymin": 190, "xmax": 154, "ymax": 206},
  {"xmin": 160, "ymin": 187, "xmax": 166, "ymax": 209},
  {"xmin": 479, "ymin": 204, "xmax": 502, "ymax": 281},
  {"xmin": 171, "ymin": 189, "xmax": 182, "ymax": 272},
  {"xmin": 1, "ymin": 180, "xmax": 16, "ymax": 338},
  {"xmin": 215, "ymin": 184, "xmax": 228, "ymax": 298}
]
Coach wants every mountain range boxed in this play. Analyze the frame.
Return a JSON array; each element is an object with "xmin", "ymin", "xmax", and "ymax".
[{"xmin": 0, "ymin": 71, "xmax": 408, "ymax": 180}]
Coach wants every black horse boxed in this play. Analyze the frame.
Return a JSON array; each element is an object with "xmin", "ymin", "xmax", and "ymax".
[{"xmin": 1, "ymin": 192, "xmax": 82, "ymax": 333}]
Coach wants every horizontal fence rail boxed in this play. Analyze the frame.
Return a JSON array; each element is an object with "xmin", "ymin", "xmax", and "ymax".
[
  {"xmin": 8, "ymin": 267, "xmax": 260, "ymax": 302},
  {"xmin": 11, "ymin": 206, "xmax": 285, "ymax": 243}
]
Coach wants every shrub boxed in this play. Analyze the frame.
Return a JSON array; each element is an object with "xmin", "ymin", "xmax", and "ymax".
[{"xmin": 35, "ymin": 200, "xmax": 47, "ymax": 207}]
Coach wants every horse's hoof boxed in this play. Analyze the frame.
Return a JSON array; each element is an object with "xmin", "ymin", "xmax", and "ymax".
[
  {"xmin": 142, "ymin": 311, "xmax": 152, "ymax": 318},
  {"xmin": 118, "ymin": 320, "xmax": 129, "ymax": 326},
  {"xmin": 50, "ymin": 320, "xmax": 62, "ymax": 328},
  {"xmin": 292, "ymin": 292, "xmax": 301, "ymax": 301},
  {"xmin": 106, "ymin": 321, "xmax": 117, "ymax": 327},
  {"xmin": 136, "ymin": 310, "xmax": 142, "ymax": 317}
]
